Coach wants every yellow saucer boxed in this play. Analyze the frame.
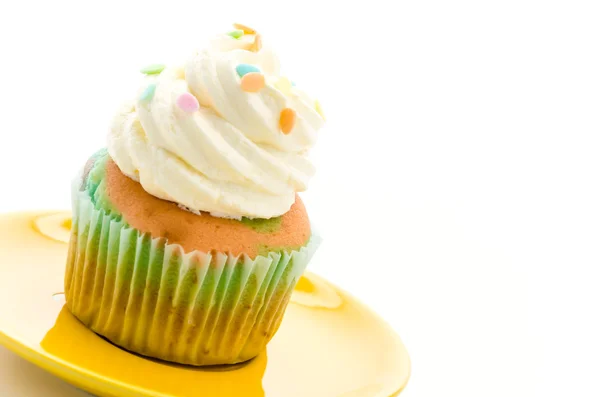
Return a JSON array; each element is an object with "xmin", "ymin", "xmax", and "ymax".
[{"xmin": 0, "ymin": 212, "xmax": 410, "ymax": 397}]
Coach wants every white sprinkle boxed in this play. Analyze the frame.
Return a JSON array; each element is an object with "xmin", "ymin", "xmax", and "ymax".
[{"xmin": 178, "ymin": 204, "xmax": 202, "ymax": 216}]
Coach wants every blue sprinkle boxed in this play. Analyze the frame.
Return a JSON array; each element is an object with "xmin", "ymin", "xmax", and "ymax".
[
  {"xmin": 140, "ymin": 84, "xmax": 156, "ymax": 102},
  {"xmin": 236, "ymin": 64, "xmax": 260, "ymax": 78},
  {"xmin": 291, "ymin": 81, "xmax": 297, "ymax": 86}
]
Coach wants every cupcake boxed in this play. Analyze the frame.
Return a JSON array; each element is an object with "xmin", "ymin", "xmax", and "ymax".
[{"xmin": 64, "ymin": 24, "xmax": 325, "ymax": 366}]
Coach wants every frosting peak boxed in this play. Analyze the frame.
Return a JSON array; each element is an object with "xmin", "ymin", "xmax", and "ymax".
[{"xmin": 108, "ymin": 26, "xmax": 325, "ymax": 219}]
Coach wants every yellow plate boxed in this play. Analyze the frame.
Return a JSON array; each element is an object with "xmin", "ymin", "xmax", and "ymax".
[{"xmin": 0, "ymin": 211, "xmax": 410, "ymax": 397}]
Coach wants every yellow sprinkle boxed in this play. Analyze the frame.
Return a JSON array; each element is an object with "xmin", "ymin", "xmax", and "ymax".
[
  {"xmin": 315, "ymin": 100, "xmax": 326, "ymax": 120},
  {"xmin": 233, "ymin": 23, "xmax": 256, "ymax": 34},
  {"xmin": 274, "ymin": 77, "xmax": 293, "ymax": 96}
]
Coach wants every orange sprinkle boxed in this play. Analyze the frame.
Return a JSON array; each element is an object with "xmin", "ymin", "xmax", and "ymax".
[
  {"xmin": 241, "ymin": 72, "xmax": 265, "ymax": 93},
  {"xmin": 279, "ymin": 108, "xmax": 296, "ymax": 134},
  {"xmin": 233, "ymin": 23, "xmax": 256, "ymax": 34},
  {"xmin": 250, "ymin": 34, "xmax": 262, "ymax": 52}
]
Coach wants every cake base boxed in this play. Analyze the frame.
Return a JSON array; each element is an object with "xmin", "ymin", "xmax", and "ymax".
[{"xmin": 0, "ymin": 211, "xmax": 410, "ymax": 397}]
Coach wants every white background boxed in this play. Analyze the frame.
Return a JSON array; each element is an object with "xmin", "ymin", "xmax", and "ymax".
[{"xmin": 1, "ymin": 1, "xmax": 600, "ymax": 396}]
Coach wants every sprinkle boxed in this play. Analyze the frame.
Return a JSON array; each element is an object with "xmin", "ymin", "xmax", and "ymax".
[
  {"xmin": 140, "ymin": 64, "xmax": 165, "ymax": 75},
  {"xmin": 274, "ymin": 77, "xmax": 293, "ymax": 96},
  {"xmin": 241, "ymin": 72, "xmax": 266, "ymax": 93},
  {"xmin": 176, "ymin": 93, "xmax": 199, "ymax": 113},
  {"xmin": 236, "ymin": 64, "xmax": 260, "ymax": 77},
  {"xmin": 233, "ymin": 23, "xmax": 256, "ymax": 34},
  {"xmin": 140, "ymin": 84, "xmax": 156, "ymax": 102},
  {"xmin": 279, "ymin": 108, "xmax": 296, "ymax": 134},
  {"xmin": 315, "ymin": 100, "xmax": 326, "ymax": 120},
  {"xmin": 227, "ymin": 29, "xmax": 244, "ymax": 39},
  {"xmin": 179, "ymin": 203, "xmax": 202, "ymax": 216},
  {"xmin": 250, "ymin": 34, "xmax": 262, "ymax": 52}
]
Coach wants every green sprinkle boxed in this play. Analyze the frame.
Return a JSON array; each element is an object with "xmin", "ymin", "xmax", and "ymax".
[
  {"xmin": 227, "ymin": 29, "xmax": 244, "ymax": 39},
  {"xmin": 140, "ymin": 64, "xmax": 166, "ymax": 75},
  {"xmin": 140, "ymin": 84, "xmax": 157, "ymax": 102}
]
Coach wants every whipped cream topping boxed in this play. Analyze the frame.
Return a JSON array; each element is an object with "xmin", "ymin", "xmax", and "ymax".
[{"xmin": 108, "ymin": 28, "xmax": 324, "ymax": 219}]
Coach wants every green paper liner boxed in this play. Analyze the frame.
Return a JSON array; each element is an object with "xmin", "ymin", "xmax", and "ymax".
[{"xmin": 65, "ymin": 187, "xmax": 320, "ymax": 366}]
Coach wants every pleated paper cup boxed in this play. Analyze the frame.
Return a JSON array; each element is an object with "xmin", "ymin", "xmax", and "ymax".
[{"xmin": 65, "ymin": 188, "xmax": 320, "ymax": 366}]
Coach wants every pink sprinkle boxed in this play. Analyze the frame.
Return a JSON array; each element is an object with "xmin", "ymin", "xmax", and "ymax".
[{"xmin": 177, "ymin": 93, "xmax": 199, "ymax": 113}]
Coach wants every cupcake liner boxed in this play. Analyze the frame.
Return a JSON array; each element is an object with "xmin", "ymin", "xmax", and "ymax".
[{"xmin": 65, "ymin": 188, "xmax": 320, "ymax": 366}]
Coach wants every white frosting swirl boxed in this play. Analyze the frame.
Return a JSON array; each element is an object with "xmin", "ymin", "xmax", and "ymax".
[{"xmin": 108, "ymin": 31, "xmax": 324, "ymax": 219}]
